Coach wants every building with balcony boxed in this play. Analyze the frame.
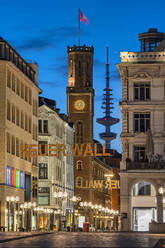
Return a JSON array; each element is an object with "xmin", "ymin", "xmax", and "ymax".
[
  {"xmin": 38, "ymin": 97, "xmax": 74, "ymax": 231},
  {"xmin": 0, "ymin": 37, "xmax": 41, "ymax": 231},
  {"xmin": 117, "ymin": 28, "xmax": 165, "ymax": 232}
]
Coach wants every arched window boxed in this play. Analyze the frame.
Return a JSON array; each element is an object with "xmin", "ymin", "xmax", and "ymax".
[
  {"xmin": 75, "ymin": 121, "xmax": 83, "ymax": 144},
  {"xmin": 70, "ymin": 59, "xmax": 73, "ymax": 77},
  {"xmin": 86, "ymin": 61, "xmax": 89, "ymax": 77},
  {"xmin": 133, "ymin": 181, "xmax": 151, "ymax": 196},
  {"xmin": 77, "ymin": 160, "xmax": 83, "ymax": 171},
  {"xmin": 76, "ymin": 177, "xmax": 83, "ymax": 188},
  {"xmin": 79, "ymin": 61, "xmax": 81, "ymax": 77}
]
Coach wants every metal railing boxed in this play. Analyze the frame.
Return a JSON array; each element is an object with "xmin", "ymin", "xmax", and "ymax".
[
  {"xmin": 120, "ymin": 51, "xmax": 165, "ymax": 63},
  {"xmin": 126, "ymin": 161, "xmax": 165, "ymax": 170}
]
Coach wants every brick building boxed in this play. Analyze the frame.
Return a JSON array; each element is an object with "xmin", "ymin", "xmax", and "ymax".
[{"xmin": 67, "ymin": 45, "xmax": 112, "ymax": 229}]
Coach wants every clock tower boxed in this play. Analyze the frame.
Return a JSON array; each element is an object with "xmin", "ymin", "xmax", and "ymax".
[{"xmin": 67, "ymin": 45, "xmax": 94, "ymax": 202}]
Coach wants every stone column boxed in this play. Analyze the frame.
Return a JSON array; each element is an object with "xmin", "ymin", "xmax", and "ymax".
[{"xmin": 157, "ymin": 194, "xmax": 163, "ymax": 223}]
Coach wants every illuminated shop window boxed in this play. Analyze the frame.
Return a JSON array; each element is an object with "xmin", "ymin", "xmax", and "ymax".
[
  {"xmin": 16, "ymin": 169, "xmax": 20, "ymax": 188},
  {"xmin": 11, "ymin": 168, "xmax": 15, "ymax": 186},
  {"xmin": 20, "ymin": 171, "xmax": 24, "ymax": 189},
  {"xmin": 7, "ymin": 166, "xmax": 11, "ymax": 186}
]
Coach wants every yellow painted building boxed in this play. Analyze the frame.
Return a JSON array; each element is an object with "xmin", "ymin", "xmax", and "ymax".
[{"xmin": 0, "ymin": 37, "xmax": 41, "ymax": 231}]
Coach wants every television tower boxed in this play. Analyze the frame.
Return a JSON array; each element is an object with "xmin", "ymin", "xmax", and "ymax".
[{"xmin": 96, "ymin": 47, "xmax": 119, "ymax": 149}]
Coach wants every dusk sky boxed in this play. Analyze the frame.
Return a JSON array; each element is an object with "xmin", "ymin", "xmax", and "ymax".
[{"xmin": 1, "ymin": 0, "xmax": 165, "ymax": 152}]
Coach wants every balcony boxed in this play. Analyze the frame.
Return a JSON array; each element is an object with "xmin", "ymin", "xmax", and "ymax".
[{"xmin": 126, "ymin": 160, "xmax": 165, "ymax": 170}]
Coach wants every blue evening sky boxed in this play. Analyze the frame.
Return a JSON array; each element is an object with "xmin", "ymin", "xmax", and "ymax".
[{"xmin": 1, "ymin": 0, "xmax": 165, "ymax": 152}]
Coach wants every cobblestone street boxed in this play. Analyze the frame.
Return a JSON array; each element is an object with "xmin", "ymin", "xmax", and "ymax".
[{"xmin": 0, "ymin": 232, "xmax": 165, "ymax": 248}]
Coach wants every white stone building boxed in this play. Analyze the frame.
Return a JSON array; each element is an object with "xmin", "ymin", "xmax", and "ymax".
[
  {"xmin": 117, "ymin": 28, "xmax": 165, "ymax": 232},
  {"xmin": 38, "ymin": 97, "xmax": 74, "ymax": 231}
]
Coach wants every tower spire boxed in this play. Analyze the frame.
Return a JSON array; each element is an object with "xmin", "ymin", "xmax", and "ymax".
[{"xmin": 96, "ymin": 47, "xmax": 119, "ymax": 150}]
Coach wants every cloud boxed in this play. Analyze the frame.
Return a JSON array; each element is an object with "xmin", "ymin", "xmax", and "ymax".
[
  {"xmin": 17, "ymin": 39, "xmax": 55, "ymax": 51},
  {"xmin": 39, "ymin": 80, "xmax": 61, "ymax": 88},
  {"xmin": 110, "ymin": 70, "xmax": 120, "ymax": 81},
  {"xmin": 16, "ymin": 26, "xmax": 90, "ymax": 51},
  {"xmin": 94, "ymin": 59, "xmax": 104, "ymax": 68}
]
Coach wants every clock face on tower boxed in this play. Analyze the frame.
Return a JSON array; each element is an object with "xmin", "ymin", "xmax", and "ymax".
[{"xmin": 74, "ymin": 99, "xmax": 85, "ymax": 110}]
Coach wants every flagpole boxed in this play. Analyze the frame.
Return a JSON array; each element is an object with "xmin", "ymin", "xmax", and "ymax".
[{"xmin": 79, "ymin": 8, "xmax": 80, "ymax": 46}]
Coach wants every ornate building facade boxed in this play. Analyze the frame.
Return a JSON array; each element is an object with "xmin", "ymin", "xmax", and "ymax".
[
  {"xmin": 117, "ymin": 28, "xmax": 165, "ymax": 232},
  {"xmin": 38, "ymin": 97, "xmax": 74, "ymax": 231}
]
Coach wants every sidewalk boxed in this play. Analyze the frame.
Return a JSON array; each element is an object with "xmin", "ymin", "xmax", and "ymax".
[{"xmin": 0, "ymin": 231, "xmax": 53, "ymax": 243}]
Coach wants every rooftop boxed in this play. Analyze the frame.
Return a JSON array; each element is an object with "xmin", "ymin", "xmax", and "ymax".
[{"xmin": 0, "ymin": 36, "xmax": 36, "ymax": 83}]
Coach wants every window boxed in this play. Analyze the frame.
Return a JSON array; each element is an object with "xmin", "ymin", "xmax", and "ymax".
[
  {"xmin": 7, "ymin": 101, "xmax": 11, "ymax": 121},
  {"xmin": 29, "ymin": 118, "xmax": 31, "ymax": 133},
  {"xmin": 127, "ymin": 112, "xmax": 129, "ymax": 133},
  {"xmin": 16, "ymin": 108, "xmax": 19, "ymax": 126},
  {"xmin": 16, "ymin": 79, "xmax": 20, "ymax": 96},
  {"xmin": 79, "ymin": 61, "xmax": 81, "ymax": 77},
  {"xmin": 29, "ymin": 89, "xmax": 32, "ymax": 105},
  {"xmin": 25, "ymin": 86, "xmax": 28, "ymax": 102},
  {"xmin": 77, "ymin": 160, "xmax": 83, "ymax": 171},
  {"xmin": 75, "ymin": 121, "xmax": 83, "ymax": 143},
  {"xmin": 33, "ymin": 99, "xmax": 37, "ymax": 116},
  {"xmin": 134, "ymin": 113, "xmax": 150, "ymax": 132},
  {"xmin": 11, "ymin": 168, "xmax": 15, "ymax": 186},
  {"xmin": 12, "ymin": 105, "xmax": 15, "ymax": 123},
  {"xmin": 7, "ymin": 133, "xmax": 10, "ymax": 153},
  {"xmin": 20, "ymin": 141, "xmax": 23, "ymax": 159},
  {"xmin": 38, "ymin": 187, "xmax": 50, "ymax": 205},
  {"xmin": 76, "ymin": 177, "xmax": 83, "ymax": 187},
  {"xmin": 43, "ymin": 120, "xmax": 48, "ymax": 133},
  {"xmin": 25, "ymin": 174, "xmax": 31, "ymax": 202},
  {"xmin": 39, "ymin": 163, "xmax": 48, "ymax": 179},
  {"xmin": 20, "ymin": 171, "xmax": 24, "ymax": 189},
  {"xmin": 16, "ymin": 170, "xmax": 20, "ymax": 188},
  {"xmin": 134, "ymin": 83, "xmax": 150, "ymax": 101},
  {"xmin": 70, "ymin": 59, "xmax": 73, "ymax": 77},
  {"xmin": 38, "ymin": 141, "xmax": 48, "ymax": 155},
  {"xmin": 16, "ymin": 138, "xmax": 19, "ymax": 157},
  {"xmin": 24, "ymin": 143, "xmax": 27, "ymax": 161},
  {"xmin": 33, "ymin": 124, "xmax": 35, "ymax": 139},
  {"xmin": 134, "ymin": 146, "xmax": 146, "ymax": 162},
  {"xmin": 12, "ymin": 74, "xmax": 15, "ymax": 92},
  {"xmin": 25, "ymin": 114, "xmax": 28, "ymax": 131},
  {"xmin": 6, "ymin": 166, "xmax": 11, "ymax": 186},
  {"xmin": 133, "ymin": 181, "xmax": 151, "ymax": 196},
  {"xmin": 39, "ymin": 120, "xmax": 42, "ymax": 133},
  {"xmin": 7, "ymin": 71, "xmax": 11, "ymax": 88},
  {"xmin": 12, "ymin": 136, "xmax": 15, "ymax": 155},
  {"xmin": 21, "ymin": 82, "xmax": 24, "ymax": 99},
  {"xmin": 21, "ymin": 111, "xmax": 24, "ymax": 128},
  {"xmin": 32, "ymin": 177, "xmax": 38, "ymax": 198}
]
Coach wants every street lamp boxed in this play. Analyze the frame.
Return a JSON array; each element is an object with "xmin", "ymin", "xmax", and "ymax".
[
  {"xmin": 70, "ymin": 196, "xmax": 81, "ymax": 231},
  {"xmin": 159, "ymin": 187, "xmax": 164, "ymax": 194}
]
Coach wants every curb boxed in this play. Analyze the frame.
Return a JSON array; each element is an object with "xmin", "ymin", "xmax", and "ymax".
[{"xmin": 0, "ymin": 232, "xmax": 53, "ymax": 243}]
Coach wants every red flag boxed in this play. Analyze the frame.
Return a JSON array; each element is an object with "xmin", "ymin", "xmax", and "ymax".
[{"xmin": 80, "ymin": 10, "xmax": 89, "ymax": 24}]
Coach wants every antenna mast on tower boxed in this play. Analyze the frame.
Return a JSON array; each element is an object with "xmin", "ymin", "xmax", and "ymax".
[{"xmin": 96, "ymin": 47, "xmax": 119, "ymax": 150}]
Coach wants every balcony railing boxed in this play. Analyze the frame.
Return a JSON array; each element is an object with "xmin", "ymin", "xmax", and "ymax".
[
  {"xmin": 120, "ymin": 51, "xmax": 165, "ymax": 63},
  {"xmin": 126, "ymin": 161, "xmax": 165, "ymax": 170}
]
